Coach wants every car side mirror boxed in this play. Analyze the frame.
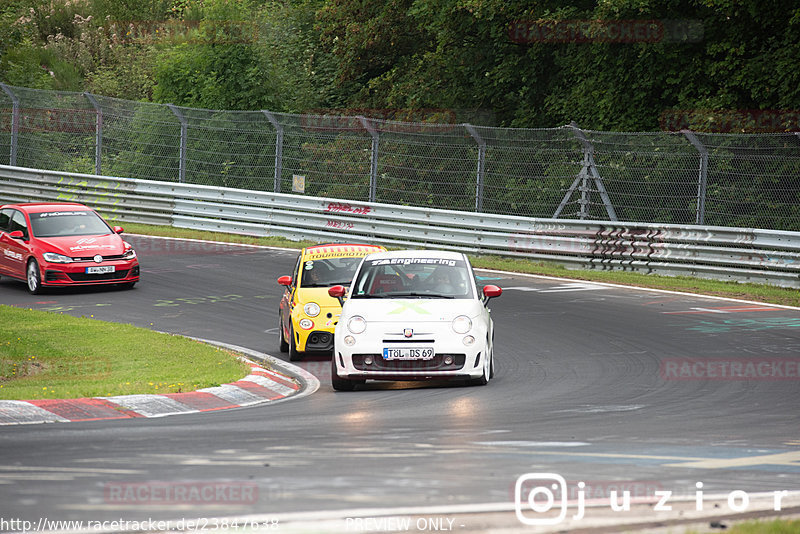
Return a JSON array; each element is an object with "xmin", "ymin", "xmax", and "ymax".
[
  {"xmin": 277, "ymin": 275, "xmax": 292, "ymax": 287},
  {"xmin": 482, "ymin": 284, "xmax": 502, "ymax": 304},
  {"xmin": 8, "ymin": 230, "xmax": 25, "ymax": 240},
  {"xmin": 328, "ymin": 285, "xmax": 347, "ymax": 306},
  {"xmin": 114, "ymin": 226, "xmax": 124, "ymax": 234}
]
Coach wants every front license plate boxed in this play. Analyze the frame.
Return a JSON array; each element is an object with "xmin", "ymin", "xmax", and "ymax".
[
  {"xmin": 86, "ymin": 266, "xmax": 115, "ymax": 274},
  {"xmin": 383, "ymin": 347, "xmax": 435, "ymax": 360}
]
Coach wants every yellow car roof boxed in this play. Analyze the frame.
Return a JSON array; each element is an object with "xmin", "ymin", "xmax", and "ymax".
[{"xmin": 301, "ymin": 244, "xmax": 385, "ymax": 261}]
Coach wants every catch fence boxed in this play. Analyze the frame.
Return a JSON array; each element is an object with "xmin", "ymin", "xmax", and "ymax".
[{"xmin": 1, "ymin": 83, "xmax": 799, "ymax": 231}]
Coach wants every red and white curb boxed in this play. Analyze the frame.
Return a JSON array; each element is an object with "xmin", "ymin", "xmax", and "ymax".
[{"xmin": 0, "ymin": 340, "xmax": 319, "ymax": 425}]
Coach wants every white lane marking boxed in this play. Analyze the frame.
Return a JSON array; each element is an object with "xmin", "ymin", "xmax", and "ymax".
[
  {"xmin": 478, "ymin": 449, "xmax": 800, "ymax": 470},
  {"xmin": 664, "ymin": 305, "xmax": 779, "ymax": 315},
  {"xmin": 665, "ymin": 451, "xmax": 800, "ymax": 469},
  {"xmin": 474, "ymin": 441, "xmax": 590, "ymax": 447},
  {"xmin": 476, "ymin": 267, "xmax": 800, "ymax": 310},
  {"xmin": 503, "ymin": 282, "xmax": 604, "ymax": 293},
  {"xmin": 554, "ymin": 405, "xmax": 646, "ymax": 414}
]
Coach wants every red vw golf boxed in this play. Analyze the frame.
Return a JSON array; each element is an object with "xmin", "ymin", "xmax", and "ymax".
[{"xmin": 0, "ymin": 202, "xmax": 140, "ymax": 294}]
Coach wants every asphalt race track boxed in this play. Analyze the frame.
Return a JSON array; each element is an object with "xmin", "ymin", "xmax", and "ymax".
[{"xmin": 1, "ymin": 234, "xmax": 799, "ymax": 532}]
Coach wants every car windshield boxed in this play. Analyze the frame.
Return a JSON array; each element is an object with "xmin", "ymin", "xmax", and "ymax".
[
  {"xmin": 29, "ymin": 210, "xmax": 112, "ymax": 238},
  {"xmin": 351, "ymin": 257, "xmax": 474, "ymax": 299},
  {"xmin": 300, "ymin": 256, "xmax": 364, "ymax": 287}
]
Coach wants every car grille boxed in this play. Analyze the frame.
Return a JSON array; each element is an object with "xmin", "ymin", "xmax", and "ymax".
[
  {"xmin": 305, "ymin": 331, "xmax": 334, "ymax": 351},
  {"xmin": 67, "ymin": 269, "xmax": 130, "ymax": 281},
  {"xmin": 352, "ymin": 353, "xmax": 466, "ymax": 371},
  {"xmin": 72, "ymin": 254, "xmax": 128, "ymax": 262}
]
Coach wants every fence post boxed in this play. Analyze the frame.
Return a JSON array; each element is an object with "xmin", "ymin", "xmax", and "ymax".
[
  {"xmin": 84, "ymin": 92, "xmax": 103, "ymax": 175},
  {"xmin": 358, "ymin": 116, "xmax": 379, "ymax": 203},
  {"xmin": 464, "ymin": 124, "xmax": 486, "ymax": 212},
  {"xmin": 0, "ymin": 83, "xmax": 19, "ymax": 166},
  {"xmin": 167, "ymin": 104, "xmax": 188, "ymax": 183},
  {"xmin": 555, "ymin": 123, "xmax": 618, "ymax": 220},
  {"xmin": 262, "ymin": 111, "xmax": 284, "ymax": 194},
  {"xmin": 682, "ymin": 130, "xmax": 708, "ymax": 225}
]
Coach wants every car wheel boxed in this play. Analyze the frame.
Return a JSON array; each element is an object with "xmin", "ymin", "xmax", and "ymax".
[
  {"xmin": 331, "ymin": 356, "xmax": 356, "ymax": 391},
  {"xmin": 120, "ymin": 282, "xmax": 136, "ymax": 290},
  {"xmin": 278, "ymin": 314, "xmax": 289, "ymax": 353},
  {"xmin": 288, "ymin": 324, "xmax": 302, "ymax": 361},
  {"xmin": 26, "ymin": 259, "xmax": 42, "ymax": 295}
]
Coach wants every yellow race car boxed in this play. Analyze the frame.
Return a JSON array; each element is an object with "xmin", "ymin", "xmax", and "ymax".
[{"xmin": 277, "ymin": 243, "xmax": 386, "ymax": 360}]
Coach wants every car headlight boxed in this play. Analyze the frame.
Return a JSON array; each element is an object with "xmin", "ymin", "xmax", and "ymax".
[
  {"xmin": 452, "ymin": 315, "xmax": 472, "ymax": 334},
  {"xmin": 42, "ymin": 252, "xmax": 73, "ymax": 264},
  {"xmin": 304, "ymin": 302, "xmax": 321, "ymax": 317},
  {"xmin": 348, "ymin": 315, "xmax": 367, "ymax": 334},
  {"xmin": 299, "ymin": 318, "xmax": 314, "ymax": 330},
  {"xmin": 122, "ymin": 248, "xmax": 137, "ymax": 260}
]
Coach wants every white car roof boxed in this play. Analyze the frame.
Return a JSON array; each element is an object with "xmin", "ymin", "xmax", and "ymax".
[{"xmin": 362, "ymin": 249, "xmax": 467, "ymax": 261}]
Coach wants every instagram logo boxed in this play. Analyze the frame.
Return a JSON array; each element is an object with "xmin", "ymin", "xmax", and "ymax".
[{"xmin": 514, "ymin": 473, "xmax": 569, "ymax": 525}]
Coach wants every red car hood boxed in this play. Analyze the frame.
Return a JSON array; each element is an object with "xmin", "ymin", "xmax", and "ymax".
[{"xmin": 38, "ymin": 234, "xmax": 125, "ymax": 256}]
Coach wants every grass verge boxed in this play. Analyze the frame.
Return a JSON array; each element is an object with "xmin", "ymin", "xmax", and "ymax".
[
  {"xmin": 122, "ymin": 222, "xmax": 800, "ymax": 308},
  {"xmin": 691, "ymin": 518, "xmax": 800, "ymax": 533},
  {"xmin": 0, "ymin": 305, "xmax": 251, "ymax": 400}
]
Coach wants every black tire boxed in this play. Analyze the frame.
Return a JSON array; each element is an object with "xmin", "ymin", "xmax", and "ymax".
[
  {"xmin": 26, "ymin": 259, "xmax": 42, "ymax": 295},
  {"xmin": 120, "ymin": 282, "xmax": 136, "ymax": 290},
  {"xmin": 278, "ymin": 314, "xmax": 289, "ymax": 353},
  {"xmin": 331, "ymin": 356, "xmax": 356, "ymax": 391},
  {"xmin": 288, "ymin": 324, "xmax": 303, "ymax": 361}
]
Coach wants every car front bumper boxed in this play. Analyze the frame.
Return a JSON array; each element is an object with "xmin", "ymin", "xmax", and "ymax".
[
  {"xmin": 41, "ymin": 260, "xmax": 139, "ymax": 286},
  {"xmin": 333, "ymin": 333, "xmax": 489, "ymax": 381}
]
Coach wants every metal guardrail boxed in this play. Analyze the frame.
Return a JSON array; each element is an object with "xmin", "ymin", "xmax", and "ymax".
[{"xmin": 2, "ymin": 164, "xmax": 799, "ymax": 288}]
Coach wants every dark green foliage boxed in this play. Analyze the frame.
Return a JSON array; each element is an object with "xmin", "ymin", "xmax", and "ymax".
[{"xmin": 1, "ymin": 0, "xmax": 799, "ymax": 230}]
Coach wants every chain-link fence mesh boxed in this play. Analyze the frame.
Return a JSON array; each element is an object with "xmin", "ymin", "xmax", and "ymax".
[{"xmin": 2, "ymin": 84, "xmax": 799, "ymax": 230}]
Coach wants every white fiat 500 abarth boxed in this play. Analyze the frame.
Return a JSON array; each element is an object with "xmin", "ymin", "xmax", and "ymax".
[{"xmin": 328, "ymin": 250, "xmax": 502, "ymax": 391}]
